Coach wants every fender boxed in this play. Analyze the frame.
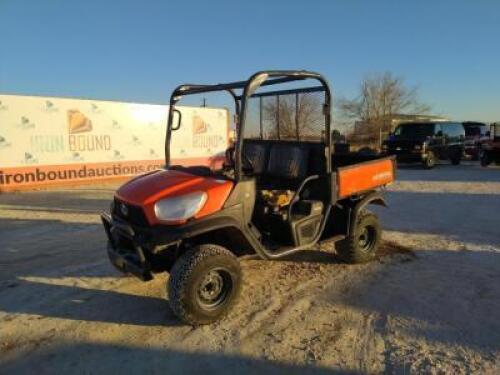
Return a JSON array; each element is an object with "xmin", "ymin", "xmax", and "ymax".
[{"xmin": 348, "ymin": 191, "xmax": 387, "ymax": 236}]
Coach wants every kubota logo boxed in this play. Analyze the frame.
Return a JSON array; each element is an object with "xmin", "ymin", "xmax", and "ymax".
[{"xmin": 372, "ymin": 171, "xmax": 392, "ymax": 181}]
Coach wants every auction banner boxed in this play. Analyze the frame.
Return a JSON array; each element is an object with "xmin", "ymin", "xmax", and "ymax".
[{"xmin": 0, "ymin": 94, "xmax": 229, "ymax": 191}]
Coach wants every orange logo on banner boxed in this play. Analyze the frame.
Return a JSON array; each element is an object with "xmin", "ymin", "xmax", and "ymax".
[
  {"xmin": 67, "ymin": 110, "xmax": 93, "ymax": 134},
  {"xmin": 192, "ymin": 115, "xmax": 208, "ymax": 134}
]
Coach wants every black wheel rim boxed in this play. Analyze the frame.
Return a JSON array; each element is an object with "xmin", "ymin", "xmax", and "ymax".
[
  {"xmin": 358, "ymin": 225, "xmax": 376, "ymax": 253},
  {"xmin": 196, "ymin": 268, "xmax": 233, "ymax": 310}
]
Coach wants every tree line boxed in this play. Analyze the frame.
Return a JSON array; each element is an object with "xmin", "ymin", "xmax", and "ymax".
[
  {"xmin": 255, "ymin": 71, "xmax": 430, "ymax": 145},
  {"xmin": 337, "ymin": 71, "xmax": 430, "ymax": 144}
]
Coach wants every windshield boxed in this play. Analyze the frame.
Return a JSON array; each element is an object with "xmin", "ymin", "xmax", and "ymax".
[
  {"xmin": 169, "ymin": 92, "xmax": 234, "ymax": 174},
  {"xmin": 166, "ymin": 73, "xmax": 330, "ymax": 179},
  {"xmin": 464, "ymin": 124, "xmax": 485, "ymax": 137},
  {"xmin": 394, "ymin": 123, "xmax": 435, "ymax": 138},
  {"xmin": 168, "ymin": 81, "xmax": 327, "ymax": 175}
]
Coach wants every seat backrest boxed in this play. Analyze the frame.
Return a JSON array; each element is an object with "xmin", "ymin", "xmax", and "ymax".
[
  {"xmin": 243, "ymin": 140, "xmax": 325, "ymax": 191},
  {"xmin": 243, "ymin": 142, "xmax": 269, "ymax": 175},
  {"xmin": 306, "ymin": 143, "xmax": 326, "ymax": 175},
  {"xmin": 266, "ymin": 144, "xmax": 309, "ymax": 180}
]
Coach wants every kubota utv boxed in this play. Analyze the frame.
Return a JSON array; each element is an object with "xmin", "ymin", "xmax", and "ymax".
[{"xmin": 102, "ymin": 70, "xmax": 396, "ymax": 325}]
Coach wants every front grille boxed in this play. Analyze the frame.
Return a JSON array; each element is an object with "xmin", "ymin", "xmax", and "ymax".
[{"xmin": 113, "ymin": 198, "xmax": 149, "ymax": 227}]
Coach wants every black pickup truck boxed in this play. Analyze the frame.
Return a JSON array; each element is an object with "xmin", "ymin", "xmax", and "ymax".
[{"xmin": 382, "ymin": 121, "xmax": 465, "ymax": 169}]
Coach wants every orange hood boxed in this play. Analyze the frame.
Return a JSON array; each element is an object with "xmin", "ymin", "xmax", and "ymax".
[{"xmin": 116, "ymin": 169, "xmax": 233, "ymax": 225}]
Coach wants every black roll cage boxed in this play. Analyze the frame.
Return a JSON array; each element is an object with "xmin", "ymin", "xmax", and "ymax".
[{"xmin": 166, "ymin": 70, "xmax": 332, "ymax": 180}]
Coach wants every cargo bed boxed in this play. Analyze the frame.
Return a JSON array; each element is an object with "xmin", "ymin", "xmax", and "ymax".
[{"xmin": 334, "ymin": 155, "xmax": 395, "ymax": 198}]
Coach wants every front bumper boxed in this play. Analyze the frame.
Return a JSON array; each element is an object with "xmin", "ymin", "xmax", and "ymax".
[
  {"xmin": 101, "ymin": 208, "xmax": 207, "ymax": 280},
  {"xmin": 101, "ymin": 212, "xmax": 153, "ymax": 281},
  {"xmin": 101, "ymin": 203, "xmax": 248, "ymax": 280}
]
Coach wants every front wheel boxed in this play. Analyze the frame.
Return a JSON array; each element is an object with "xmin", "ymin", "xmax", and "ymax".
[
  {"xmin": 423, "ymin": 151, "xmax": 436, "ymax": 169},
  {"xmin": 450, "ymin": 150, "xmax": 461, "ymax": 165},
  {"xmin": 168, "ymin": 244, "xmax": 242, "ymax": 325},
  {"xmin": 335, "ymin": 211, "xmax": 381, "ymax": 264}
]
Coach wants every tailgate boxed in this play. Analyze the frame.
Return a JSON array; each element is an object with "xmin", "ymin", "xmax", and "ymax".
[{"xmin": 336, "ymin": 157, "xmax": 395, "ymax": 199}]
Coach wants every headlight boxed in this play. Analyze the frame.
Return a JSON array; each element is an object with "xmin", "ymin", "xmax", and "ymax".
[{"xmin": 154, "ymin": 191, "xmax": 207, "ymax": 222}]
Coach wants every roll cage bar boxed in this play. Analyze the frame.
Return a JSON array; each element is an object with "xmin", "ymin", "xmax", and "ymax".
[{"xmin": 166, "ymin": 70, "xmax": 332, "ymax": 180}]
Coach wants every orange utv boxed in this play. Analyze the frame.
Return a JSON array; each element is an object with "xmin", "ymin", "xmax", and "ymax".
[{"xmin": 101, "ymin": 71, "xmax": 396, "ymax": 325}]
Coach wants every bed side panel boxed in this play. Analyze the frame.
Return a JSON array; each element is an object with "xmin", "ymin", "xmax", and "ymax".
[{"xmin": 336, "ymin": 157, "xmax": 395, "ymax": 198}]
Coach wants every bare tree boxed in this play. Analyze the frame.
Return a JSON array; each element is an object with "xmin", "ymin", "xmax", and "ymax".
[
  {"xmin": 338, "ymin": 72, "xmax": 430, "ymax": 141},
  {"xmin": 262, "ymin": 93, "xmax": 324, "ymax": 140}
]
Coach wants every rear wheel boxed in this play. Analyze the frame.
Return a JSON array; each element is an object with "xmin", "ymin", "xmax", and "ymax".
[
  {"xmin": 450, "ymin": 150, "xmax": 461, "ymax": 165},
  {"xmin": 335, "ymin": 210, "xmax": 381, "ymax": 263},
  {"xmin": 423, "ymin": 151, "xmax": 436, "ymax": 169},
  {"xmin": 168, "ymin": 244, "xmax": 241, "ymax": 325},
  {"xmin": 480, "ymin": 150, "xmax": 490, "ymax": 167},
  {"xmin": 471, "ymin": 150, "xmax": 480, "ymax": 161}
]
